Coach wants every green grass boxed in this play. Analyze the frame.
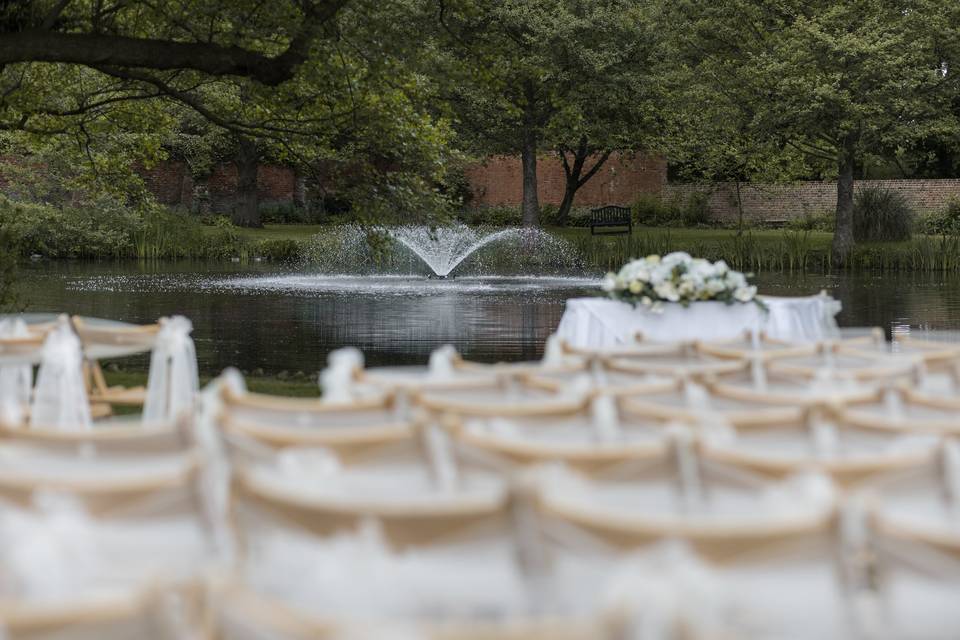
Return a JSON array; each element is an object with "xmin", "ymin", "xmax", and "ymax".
[
  {"xmin": 550, "ymin": 225, "xmax": 834, "ymax": 247},
  {"xmin": 212, "ymin": 224, "xmax": 329, "ymax": 242},
  {"xmin": 194, "ymin": 222, "xmax": 960, "ymax": 273},
  {"xmin": 103, "ymin": 370, "xmax": 321, "ymax": 398}
]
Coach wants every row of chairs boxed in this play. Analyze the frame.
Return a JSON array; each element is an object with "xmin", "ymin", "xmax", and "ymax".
[
  {"xmin": 4, "ymin": 326, "xmax": 960, "ymax": 637},
  {"xmin": 0, "ymin": 314, "xmax": 196, "ymax": 428}
]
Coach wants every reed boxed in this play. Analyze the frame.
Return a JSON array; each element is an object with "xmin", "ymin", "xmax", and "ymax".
[{"xmin": 570, "ymin": 230, "xmax": 960, "ymax": 274}]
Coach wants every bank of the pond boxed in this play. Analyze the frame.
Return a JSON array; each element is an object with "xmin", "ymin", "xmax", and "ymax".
[
  {"xmin": 239, "ymin": 224, "xmax": 960, "ymax": 274},
  {"xmin": 10, "ymin": 213, "xmax": 960, "ymax": 273}
]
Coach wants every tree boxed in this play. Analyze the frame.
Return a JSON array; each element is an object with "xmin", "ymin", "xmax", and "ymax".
[
  {"xmin": 0, "ymin": 1, "xmax": 346, "ymax": 85},
  {"xmin": 0, "ymin": 0, "xmax": 457, "ymax": 227},
  {"xmin": 666, "ymin": 0, "xmax": 960, "ymax": 263},
  {"xmin": 423, "ymin": 0, "xmax": 657, "ymax": 227}
]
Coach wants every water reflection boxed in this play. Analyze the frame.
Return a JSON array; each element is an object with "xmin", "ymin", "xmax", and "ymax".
[{"xmin": 16, "ymin": 261, "xmax": 960, "ymax": 374}]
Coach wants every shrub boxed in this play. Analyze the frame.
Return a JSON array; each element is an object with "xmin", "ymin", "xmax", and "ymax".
[
  {"xmin": 0, "ymin": 221, "xmax": 17, "ymax": 311},
  {"xmin": 919, "ymin": 200, "xmax": 960, "ymax": 235},
  {"xmin": 254, "ymin": 238, "xmax": 302, "ymax": 262},
  {"xmin": 466, "ymin": 206, "xmax": 521, "ymax": 226},
  {"xmin": 259, "ymin": 202, "xmax": 312, "ymax": 224},
  {"xmin": 539, "ymin": 203, "xmax": 562, "ymax": 226},
  {"xmin": 853, "ymin": 186, "xmax": 914, "ymax": 242},
  {"xmin": 0, "ymin": 196, "xmax": 138, "ymax": 258},
  {"xmin": 681, "ymin": 192, "xmax": 712, "ymax": 226},
  {"xmin": 788, "ymin": 210, "xmax": 835, "ymax": 232},
  {"xmin": 631, "ymin": 194, "xmax": 678, "ymax": 226}
]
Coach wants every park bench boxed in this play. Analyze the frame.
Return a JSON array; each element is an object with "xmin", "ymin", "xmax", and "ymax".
[
  {"xmin": 763, "ymin": 217, "xmax": 791, "ymax": 228},
  {"xmin": 589, "ymin": 205, "xmax": 632, "ymax": 235}
]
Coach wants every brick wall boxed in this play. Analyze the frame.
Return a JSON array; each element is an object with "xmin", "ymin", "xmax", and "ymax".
[
  {"xmin": 464, "ymin": 152, "xmax": 667, "ymax": 208},
  {"xmin": 142, "ymin": 160, "xmax": 297, "ymax": 212},
  {"xmin": 664, "ymin": 179, "xmax": 960, "ymax": 222}
]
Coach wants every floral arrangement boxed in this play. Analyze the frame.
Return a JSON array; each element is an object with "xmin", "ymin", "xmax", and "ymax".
[{"xmin": 601, "ymin": 252, "xmax": 761, "ymax": 311}]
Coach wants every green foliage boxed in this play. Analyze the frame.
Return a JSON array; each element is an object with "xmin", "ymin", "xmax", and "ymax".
[
  {"xmin": 254, "ymin": 239, "xmax": 302, "ymax": 262},
  {"xmin": 919, "ymin": 200, "xmax": 960, "ymax": 235},
  {"xmin": 853, "ymin": 187, "xmax": 914, "ymax": 242},
  {"xmin": 539, "ymin": 204, "xmax": 562, "ymax": 226},
  {"xmin": 465, "ymin": 206, "xmax": 522, "ymax": 227},
  {"xmin": 0, "ymin": 197, "xmax": 138, "ymax": 258},
  {"xmin": 631, "ymin": 192, "xmax": 714, "ymax": 227},
  {"xmin": 0, "ymin": 196, "xmax": 306, "ymax": 262},
  {"xmin": 664, "ymin": 0, "xmax": 960, "ymax": 257},
  {"xmin": 788, "ymin": 210, "xmax": 835, "ymax": 232},
  {"xmin": 681, "ymin": 192, "xmax": 712, "ymax": 227},
  {"xmin": 631, "ymin": 194, "xmax": 678, "ymax": 226},
  {"xmin": 0, "ymin": 221, "xmax": 18, "ymax": 312},
  {"xmin": 259, "ymin": 202, "xmax": 312, "ymax": 224}
]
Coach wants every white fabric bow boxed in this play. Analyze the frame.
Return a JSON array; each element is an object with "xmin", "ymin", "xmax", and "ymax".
[
  {"xmin": 0, "ymin": 318, "xmax": 32, "ymax": 426},
  {"xmin": 143, "ymin": 315, "xmax": 199, "ymax": 424},
  {"xmin": 29, "ymin": 317, "xmax": 91, "ymax": 430}
]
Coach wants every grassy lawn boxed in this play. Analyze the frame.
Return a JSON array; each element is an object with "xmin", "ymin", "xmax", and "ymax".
[
  {"xmin": 549, "ymin": 225, "xmax": 835, "ymax": 247},
  {"xmin": 194, "ymin": 222, "xmax": 960, "ymax": 273},
  {"xmin": 104, "ymin": 370, "xmax": 320, "ymax": 398},
  {"xmin": 201, "ymin": 222, "xmax": 837, "ymax": 247},
  {"xmin": 195, "ymin": 223, "xmax": 327, "ymax": 242}
]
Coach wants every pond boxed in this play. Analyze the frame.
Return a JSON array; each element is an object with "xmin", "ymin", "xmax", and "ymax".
[{"xmin": 14, "ymin": 259, "xmax": 960, "ymax": 375}]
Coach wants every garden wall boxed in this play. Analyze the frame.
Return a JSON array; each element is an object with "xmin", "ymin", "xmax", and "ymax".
[
  {"xmin": 140, "ymin": 160, "xmax": 299, "ymax": 213},
  {"xmin": 464, "ymin": 152, "xmax": 667, "ymax": 208},
  {"xmin": 664, "ymin": 179, "xmax": 960, "ymax": 223}
]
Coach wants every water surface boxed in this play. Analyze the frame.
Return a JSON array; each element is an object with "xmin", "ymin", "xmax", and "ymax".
[{"xmin": 15, "ymin": 261, "xmax": 960, "ymax": 375}]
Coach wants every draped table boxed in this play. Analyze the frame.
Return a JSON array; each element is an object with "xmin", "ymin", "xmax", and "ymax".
[{"xmin": 555, "ymin": 293, "xmax": 841, "ymax": 347}]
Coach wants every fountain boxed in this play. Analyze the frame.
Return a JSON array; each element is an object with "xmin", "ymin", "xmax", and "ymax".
[
  {"xmin": 299, "ymin": 222, "xmax": 583, "ymax": 280},
  {"xmin": 388, "ymin": 226, "xmax": 528, "ymax": 278}
]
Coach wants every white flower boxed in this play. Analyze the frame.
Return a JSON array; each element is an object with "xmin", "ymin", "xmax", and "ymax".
[
  {"xmin": 603, "ymin": 255, "xmax": 758, "ymax": 307},
  {"xmin": 601, "ymin": 274, "xmax": 617, "ymax": 292},
  {"xmin": 662, "ymin": 251, "xmax": 692, "ymax": 267},
  {"xmin": 734, "ymin": 285, "xmax": 757, "ymax": 302},
  {"xmin": 654, "ymin": 281, "xmax": 680, "ymax": 302},
  {"xmin": 705, "ymin": 278, "xmax": 727, "ymax": 295}
]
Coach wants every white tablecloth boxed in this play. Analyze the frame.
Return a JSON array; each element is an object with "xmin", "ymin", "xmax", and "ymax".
[{"xmin": 555, "ymin": 294, "xmax": 841, "ymax": 347}]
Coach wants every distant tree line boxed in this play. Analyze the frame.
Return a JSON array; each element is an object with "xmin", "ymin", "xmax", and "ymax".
[{"xmin": 1, "ymin": 0, "xmax": 960, "ymax": 262}]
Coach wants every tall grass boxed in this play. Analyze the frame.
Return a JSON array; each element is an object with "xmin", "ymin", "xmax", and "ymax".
[{"xmin": 573, "ymin": 230, "xmax": 960, "ymax": 274}]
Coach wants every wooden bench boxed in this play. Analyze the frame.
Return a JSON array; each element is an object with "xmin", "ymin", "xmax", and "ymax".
[
  {"xmin": 589, "ymin": 205, "xmax": 632, "ymax": 235},
  {"xmin": 762, "ymin": 217, "xmax": 791, "ymax": 228}
]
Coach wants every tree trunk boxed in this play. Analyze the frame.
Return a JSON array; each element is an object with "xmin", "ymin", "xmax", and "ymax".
[
  {"xmin": 557, "ymin": 140, "xmax": 613, "ymax": 227},
  {"xmin": 521, "ymin": 126, "xmax": 540, "ymax": 227},
  {"xmin": 832, "ymin": 138, "xmax": 856, "ymax": 266},
  {"xmin": 735, "ymin": 180, "xmax": 745, "ymax": 237},
  {"xmin": 233, "ymin": 136, "xmax": 261, "ymax": 227}
]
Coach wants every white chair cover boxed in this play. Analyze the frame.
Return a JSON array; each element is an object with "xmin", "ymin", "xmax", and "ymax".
[
  {"xmin": 320, "ymin": 347, "xmax": 364, "ymax": 402},
  {"xmin": 29, "ymin": 317, "xmax": 92, "ymax": 430},
  {"xmin": 0, "ymin": 317, "xmax": 32, "ymax": 426},
  {"xmin": 143, "ymin": 316, "xmax": 199, "ymax": 424}
]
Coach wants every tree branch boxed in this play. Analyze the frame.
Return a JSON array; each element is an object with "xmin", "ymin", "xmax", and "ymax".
[
  {"xmin": 0, "ymin": 0, "xmax": 348, "ymax": 85},
  {"xmin": 577, "ymin": 149, "xmax": 613, "ymax": 188}
]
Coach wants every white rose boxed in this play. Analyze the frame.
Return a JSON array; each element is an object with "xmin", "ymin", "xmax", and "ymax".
[
  {"xmin": 655, "ymin": 281, "xmax": 680, "ymax": 302},
  {"xmin": 662, "ymin": 251, "xmax": 691, "ymax": 266},
  {"xmin": 628, "ymin": 280, "xmax": 643, "ymax": 294},
  {"xmin": 601, "ymin": 274, "xmax": 618, "ymax": 292},
  {"xmin": 705, "ymin": 278, "xmax": 726, "ymax": 294},
  {"xmin": 734, "ymin": 285, "xmax": 757, "ymax": 302},
  {"xmin": 646, "ymin": 254, "xmax": 661, "ymax": 264}
]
